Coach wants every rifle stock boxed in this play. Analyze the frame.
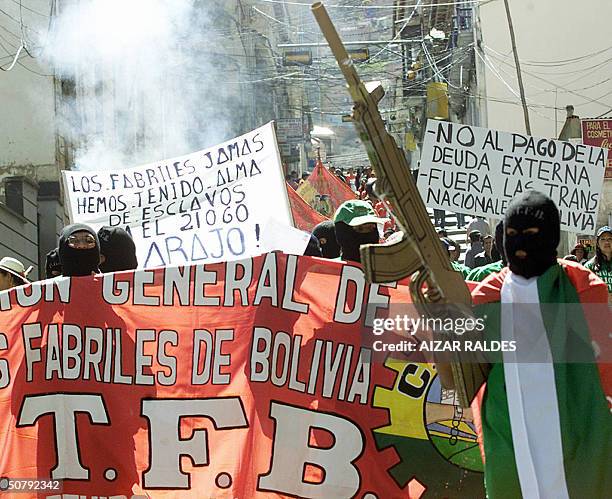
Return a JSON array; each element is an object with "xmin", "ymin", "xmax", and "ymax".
[{"xmin": 311, "ymin": 2, "xmax": 489, "ymax": 406}]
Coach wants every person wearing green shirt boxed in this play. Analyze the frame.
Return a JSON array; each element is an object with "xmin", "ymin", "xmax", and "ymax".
[
  {"xmin": 585, "ymin": 226, "xmax": 612, "ymax": 294},
  {"xmin": 467, "ymin": 220, "xmax": 506, "ymax": 282},
  {"xmin": 451, "ymin": 259, "xmax": 471, "ymax": 279},
  {"xmin": 440, "ymin": 237, "xmax": 470, "ymax": 278},
  {"xmin": 467, "ymin": 259, "xmax": 503, "ymax": 282}
]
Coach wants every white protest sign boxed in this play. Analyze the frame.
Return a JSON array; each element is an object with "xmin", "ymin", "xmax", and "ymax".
[
  {"xmin": 258, "ymin": 218, "xmax": 311, "ymax": 256},
  {"xmin": 417, "ymin": 120, "xmax": 607, "ymax": 233},
  {"xmin": 62, "ymin": 122, "xmax": 293, "ymax": 268}
]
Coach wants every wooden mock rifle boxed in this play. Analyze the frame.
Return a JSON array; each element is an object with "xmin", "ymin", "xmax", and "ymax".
[{"xmin": 311, "ymin": 2, "xmax": 489, "ymax": 407}]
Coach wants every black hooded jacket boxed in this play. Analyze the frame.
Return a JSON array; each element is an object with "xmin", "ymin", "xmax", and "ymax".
[{"xmin": 59, "ymin": 223, "xmax": 100, "ymax": 277}]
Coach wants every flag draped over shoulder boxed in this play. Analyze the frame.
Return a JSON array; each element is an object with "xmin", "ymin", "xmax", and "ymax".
[
  {"xmin": 297, "ymin": 160, "xmax": 356, "ymax": 217},
  {"xmin": 286, "ymin": 183, "xmax": 328, "ymax": 232},
  {"xmin": 471, "ymin": 261, "xmax": 612, "ymax": 499}
]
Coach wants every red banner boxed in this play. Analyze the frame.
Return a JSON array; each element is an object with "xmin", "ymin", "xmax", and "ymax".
[
  {"xmin": 582, "ymin": 119, "xmax": 612, "ymax": 178},
  {"xmin": 0, "ymin": 255, "xmax": 484, "ymax": 498}
]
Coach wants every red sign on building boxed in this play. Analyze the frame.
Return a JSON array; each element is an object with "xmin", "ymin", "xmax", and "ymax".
[{"xmin": 582, "ymin": 119, "xmax": 612, "ymax": 178}]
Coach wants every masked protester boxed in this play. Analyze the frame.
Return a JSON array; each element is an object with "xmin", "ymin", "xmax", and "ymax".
[
  {"xmin": 303, "ymin": 234, "xmax": 323, "ymax": 257},
  {"xmin": 98, "ymin": 226, "xmax": 138, "ymax": 273},
  {"xmin": 466, "ymin": 220, "xmax": 506, "ymax": 282},
  {"xmin": 503, "ymin": 191, "xmax": 559, "ymax": 278},
  {"xmin": 0, "ymin": 257, "xmax": 30, "ymax": 291},
  {"xmin": 333, "ymin": 200, "xmax": 386, "ymax": 263},
  {"xmin": 585, "ymin": 227, "xmax": 612, "ymax": 295},
  {"xmin": 45, "ymin": 248, "xmax": 62, "ymax": 278},
  {"xmin": 59, "ymin": 224, "xmax": 100, "ymax": 277},
  {"xmin": 312, "ymin": 220, "xmax": 340, "ymax": 259},
  {"xmin": 462, "ymin": 191, "xmax": 611, "ymax": 499}
]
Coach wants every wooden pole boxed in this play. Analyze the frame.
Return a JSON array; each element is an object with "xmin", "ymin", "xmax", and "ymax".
[{"xmin": 503, "ymin": 0, "xmax": 531, "ymax": 135}]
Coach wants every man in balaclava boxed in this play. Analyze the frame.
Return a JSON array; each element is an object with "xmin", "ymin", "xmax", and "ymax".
[
  {"xmin": 312, "ymin": 220, "xmax": 340, "ymax": 259},
  {"xmin": 333, "ymin": 200, "xmax": 387, "ymax": 263},
  {"xmin": 98, "ymin": 226, "xmax": 138, "ymax": 273},
  {"xmin": 59, "ymin": 223, "xmax": 100, "ymax": 277},
  {"xmin": 45, "ymin": 248, "xmax": 62, "ymax": 278},
  {"xmin": 503, "ymin": 190, "xmax": 558, "ymax": 279},
  {"xmin": 303, "ymin": 234, "xmax": 323, "ymax": 257},
  {"xmin": 461, "ymin": 190, "xmax": 611, "ymax": 499}
]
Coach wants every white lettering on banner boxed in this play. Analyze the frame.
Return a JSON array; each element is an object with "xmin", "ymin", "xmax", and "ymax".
[
  {"xmin": 417, "ymin": 120, "xmax": 607, "ymax": 233},
  {"xmin": 0, "ymin": 278, "xmax": 71, "ymax": 312},
  {"xmin": 13, "ymin": 393, "xmax": 367, "ymax": 496},
  {"xmin": 22, "ymin": 323, "xmax": 181, "ymax": 386},
  {"xmin": 17, "ymin": 394, "xmax": 109, "ymax": 480},
  {"xmin": 334, "ymin": 266, "xmax": 366, "ymax": 324},
  {"xmin": 258, "ymin": 402, "xmax": 364, "ymax": 498},
  {"xmin": 249, "ymin": 328, "xmax": 371, "ymax": 404},
  {"xmin": 141, "ymin": 398, "xmax": 248, "ymax": 489},
  {"xmin": 0, "ymin": 333, "xmax": 9, "ymax": 389},
  {"xmin": 62, "ymin": 122, "xmax": 292, "ymax": 268}
]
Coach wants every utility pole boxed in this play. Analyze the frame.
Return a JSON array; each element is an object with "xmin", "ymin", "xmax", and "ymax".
[{"xmin": 503, "ymin": 0, "xmax": 531, "ymax": 135}]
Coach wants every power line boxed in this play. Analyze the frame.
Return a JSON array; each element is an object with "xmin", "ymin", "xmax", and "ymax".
[
  {"xmin": 0, "ymin": 41, "xmax": 23, "ymax": 71},
  {"xmin": 7, "ymin": 0, "xmax": 49, "ymax": 18},
  {"xmin": 483, "ymin": 46, "xmax": 612, "ymax": 109},
  {"xmin": 484, "ymin": 44, "xmax": 612, "ymax": 77},
  {"xmin": 517, "ymin": 45, "xmax": 612, "ymax": 67},
  {"xmin": 256, "ymin": 0, "xmax": 489, "ymax": 9},
  {"xmin": 0, "ymin": 6, "xmax": 41, "ymax": 34},
  {"xmin": 366, "ymin": 0, "xmax": 421, "ymax": 63},
  {"xmin": 484, "ymin": 48, "xmax": 612, "ymax": 95}
]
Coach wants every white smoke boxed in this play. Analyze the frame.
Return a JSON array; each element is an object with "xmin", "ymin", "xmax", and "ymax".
[{"xmin": 42, "ymin": 0, "xmax": 242, "ymax": 170}]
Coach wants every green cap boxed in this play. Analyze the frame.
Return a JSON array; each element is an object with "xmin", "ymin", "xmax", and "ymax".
[{"xmin": 333, "ymin": 200, "xmax": 388, "ymax": 227}]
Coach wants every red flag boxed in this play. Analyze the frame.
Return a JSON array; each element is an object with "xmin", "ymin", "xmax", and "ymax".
[
  {"xmin": 286, "ymin": 183, "xmax": 328, "ymax": 232},
  {"xmin": 297, "ymin": 160, "xmax": 356, "ymax": 217}
]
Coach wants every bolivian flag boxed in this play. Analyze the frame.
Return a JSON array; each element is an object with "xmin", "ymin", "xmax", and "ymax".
[{"xmin": 471, "ymin": 260, "xmax": 611, "ymax": 499}]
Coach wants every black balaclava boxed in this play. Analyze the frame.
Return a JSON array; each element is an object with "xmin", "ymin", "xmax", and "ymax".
[
  {"xmin": 504, "ymin": 191, "xmax": 559, "ymax": 279},
  {"xmin": 494, "ymin": 220, "xmax": 507, "ymax": 265},
  {"xmin": 59, "ymin": 223, "xmax": 100, "ymax": 277},
  {"xmin": 98, "ymin": 226, "xmax": 138, "ymax": 273},
  {"xmin": 304, "ymin": 234, "xmax": 323, "ymax": 257},
  {"xmin": 334, "ymin": 221, "xmax": 379, "ymax": 263},
  {"xmin": 312, "ymin": 221, "xmax": 340, "ymax": 259},
  {"xmin": 45, "ymin": 248, "xmax": 62, "ymax": 278}
]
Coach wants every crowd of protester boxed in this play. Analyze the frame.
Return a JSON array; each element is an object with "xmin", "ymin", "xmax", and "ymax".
[
  {"xmin": 0, "ymin": 224, "xmax": 139, "ymax": 292},
  {"xmin": 1, "ymin": 170, "xmax": 610, "ymax": 498},
  {"xmin": 1, "ymin": 164, "xmax": 611, "ymax": 308}
]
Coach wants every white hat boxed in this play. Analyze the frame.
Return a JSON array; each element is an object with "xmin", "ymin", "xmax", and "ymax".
[{"xmin": 0, "ymin": 257, "xmax": 32, "ymax": 284}]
